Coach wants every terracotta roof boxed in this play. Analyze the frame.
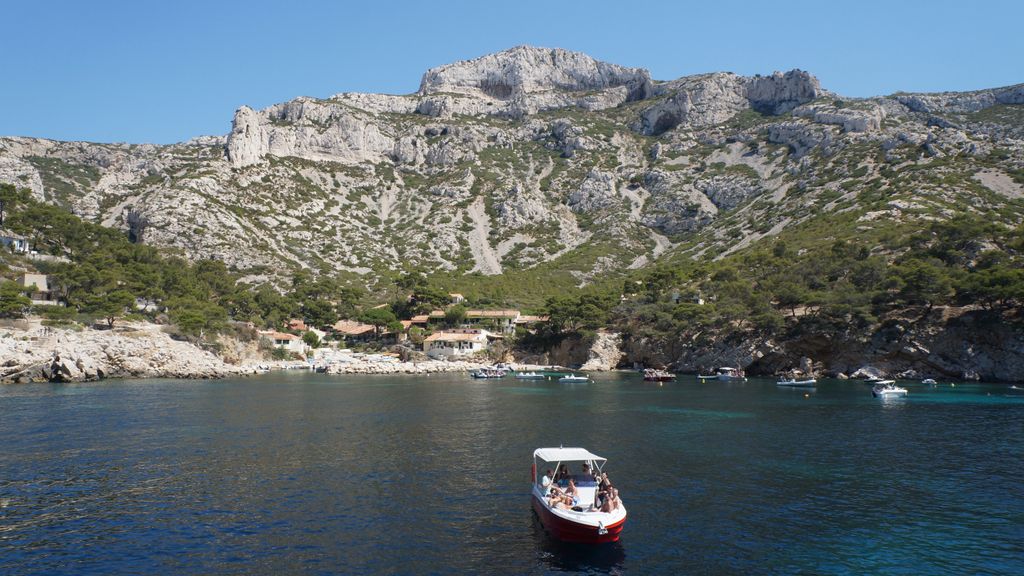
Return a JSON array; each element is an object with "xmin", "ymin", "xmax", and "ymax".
[
  {"xmin": 400, "ymin": 320, "xmax": 414, "ymax": 329},
  {"xmin": 264, "ymin": 331, "xmax": 300, "ymax": 341},
  {"xmin": 466, "ymin": 309, "xmax": 520, "ymax": 319},
  {"xmin": 287, "ymin": 319, "xmax": 307, "ymax": 331},
  {"xmin": 428, "ymin": 309, "xmax": 520, "ymax": 319},
  {"xmin": 332, "ymin": 320, "xmax": 376, "ymax": 336},
  {"xmin": 424, "ymin": 331, "xmax": 488, "ymax": 343},
  {"xmin": 410, "ymin": 314, "xmax": 431, "ymax": 323},
  {"xmin": 516, "ymin": 315, "xmax": 548, "ymax": 323}
]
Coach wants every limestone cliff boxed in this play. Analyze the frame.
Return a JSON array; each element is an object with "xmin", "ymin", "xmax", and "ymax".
[{"xmin": 0, "ymin": 45, "xmax": 1021, "ymax": 292}]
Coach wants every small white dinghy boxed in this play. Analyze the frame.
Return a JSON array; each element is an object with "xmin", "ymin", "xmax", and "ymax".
[{"xmin": 559, "ymin": 374, "xmax": 590, "ymax": 383}]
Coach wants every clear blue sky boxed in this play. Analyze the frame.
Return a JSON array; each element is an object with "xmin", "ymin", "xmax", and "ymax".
[{"xmin": 3, "ymin": 0, "xmax": 1021, "ymax": 144}]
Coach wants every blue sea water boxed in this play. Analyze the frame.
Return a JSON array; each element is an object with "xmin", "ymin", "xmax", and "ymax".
[{"xmin": 1, "ymin": 373, "xmax": 1022, "ymax": 575}]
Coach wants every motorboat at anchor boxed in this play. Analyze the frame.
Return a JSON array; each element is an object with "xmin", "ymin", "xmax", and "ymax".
[
  {"xmin": 558, "ymin": 374, "xmax": 591, "ymax": 383},
  {"xmin": 922, "ymin": 378, "xmax": 937, "ymax": 386},
  {"xmin": 872, "ymin": 383, "xmax": 908, "ymax": 398},
  {"xmin": 469, "ymin": 367, "xmax": 507, "ymax": 379},
  {"xmin": 776, "ymin": 378, "xmax": 817, "ymax": 387},
  {"xmin": 699, "ymin": 367, "xmax": 747, "ymax": 381},
  {"xmin": 531, "ymin": 447, "xmax": 626, "ymax": 543},
  {"xmin": 515, "ymin": 371, "xmax": 547, "ymax": 379}
]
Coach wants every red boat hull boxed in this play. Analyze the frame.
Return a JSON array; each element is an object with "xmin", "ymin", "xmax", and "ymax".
[{"xmin": 532, "ymin": 496, "xmax": 626, "ymax": 543}]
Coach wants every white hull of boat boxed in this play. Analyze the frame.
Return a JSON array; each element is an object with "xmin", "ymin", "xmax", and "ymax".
[
  {"xmin": 515, "ymin": 372, "xmax": 546, "ymax": 379},
  {"xmin": 776, "ymin": 379, "xmax": 817, "ymax": 387}
]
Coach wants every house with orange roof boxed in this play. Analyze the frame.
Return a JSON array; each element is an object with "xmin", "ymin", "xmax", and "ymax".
[
  {"xmin": 423, "ymin": 329, "xmax": 491, "ymax": 359},
  {"xmin": 422, "ymin": 308, "xmax": 521, "ymax": 334},
  {"xmin": 259, "ymin": 330, "xmax": 307, "ymax": 355}
]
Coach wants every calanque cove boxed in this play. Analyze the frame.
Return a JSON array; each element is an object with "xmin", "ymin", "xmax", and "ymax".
[{"xmin": 2, "ymin": 45, "xmax": 1024, "ymax": 383}]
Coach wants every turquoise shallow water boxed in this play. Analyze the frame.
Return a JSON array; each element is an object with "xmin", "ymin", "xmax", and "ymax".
[{"xmin": 1, "ymin": 373, "xmax": 1022, "ymax": 574}]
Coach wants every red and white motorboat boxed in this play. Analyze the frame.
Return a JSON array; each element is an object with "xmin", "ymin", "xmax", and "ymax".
[{"xmin": 531, "ymin": 447, "xmax": 627, "ymax": 543}]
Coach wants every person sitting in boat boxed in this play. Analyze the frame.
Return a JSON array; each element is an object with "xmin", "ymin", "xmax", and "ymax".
[
  {"xmin": 548, "ymin": 491, "xmax": 573, "ymax": 510},
  {"xmin": 555, "ymin": 464, "xmax": 570, "ymax": 484},
  {"xmin": 600, "ymin": 487, "xmax": 620, "ymax": 513},
  {"xmin": 595, "ymin": 480, "xmax": 611, "ymax": 509},
  {"xmin": 564, "ymin": 478, "xmax": 580, "ymax": 505},
  {"xmin": 540, "ymin": 468, "xmax": 554, "ymax": 490},
  {"xmin": 581, "ymin": 463, "xmax": 598, "ymax": 482}
]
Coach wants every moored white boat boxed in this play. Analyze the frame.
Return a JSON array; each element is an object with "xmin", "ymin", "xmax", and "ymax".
[
  {"xmin": 470, "ymin": 368, "xmax": 507, "ymax": 379},
  {"xmin": 699, "ymin": 367, "xmax": 746, "ymax": 381},
  {"xmin": 559, "ymin": 374, "xmax": 590, "ymax": 383},
  {"xmin": 922, "ymin": 378, "xmax": 937, "ymax": 385},
  {"xmin": 515, "ymin": 371, "xmax": 546, "ymax": 379},
  {"xmin": 776, "ymin": 378, "xmax": 817, "ymax": 387},
  {"xmin": 872, "ymin": 383, "xmax": 908, "ymax": 398},
  {"xmin": 531, "ymin": 447, "xmax": 626, "ymax": 543}
]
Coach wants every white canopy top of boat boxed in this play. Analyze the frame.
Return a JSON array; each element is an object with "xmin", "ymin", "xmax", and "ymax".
[{"xmin": 534, "ymin": 447, "xmax": 606, "ymax": 463}]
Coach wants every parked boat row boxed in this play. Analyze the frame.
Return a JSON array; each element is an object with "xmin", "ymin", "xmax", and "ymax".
[{"xmin": 467, "ymin": 365, "xmax": 591, "ymax": 382}]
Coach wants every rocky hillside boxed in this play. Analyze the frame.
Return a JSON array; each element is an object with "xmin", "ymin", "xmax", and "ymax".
[{"xmin": 1, "ymin": 46, "xmax": 1022, "ymax": 298}]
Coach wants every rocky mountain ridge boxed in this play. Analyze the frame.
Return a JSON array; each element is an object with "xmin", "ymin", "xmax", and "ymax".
[{"xmin": 1, "ymin": 46, "xmax": 1022, "ymax": 300}]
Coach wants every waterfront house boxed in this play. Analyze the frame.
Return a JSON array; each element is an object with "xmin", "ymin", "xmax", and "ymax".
[
  {"xmin": 425, "ymin": 309, "xmax": 521, "ymax": 334},
  {"xmin": 260, "ymin": 330, "xmax": 307, "ymax": 355},
  {"xmin": 18, "ymin": 273, "xmax": 61, "ymax": 306},
  {"xmin": 423, "ymin": 329, "xmax": 491, "ymax": 359}
]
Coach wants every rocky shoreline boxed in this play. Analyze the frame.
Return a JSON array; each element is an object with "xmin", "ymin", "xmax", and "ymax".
[
  {"xmin": 1, "ymin": 320, "xmax": 243, "ymax": 383},
  {"xmin": 0, "ymin": 320, "xmax": 541, "ymax": 384}
]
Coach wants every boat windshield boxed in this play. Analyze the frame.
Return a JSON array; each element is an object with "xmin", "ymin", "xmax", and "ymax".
[{"xmin": 534, "ymin": 448, "xmax": 608, "ymax": 489}]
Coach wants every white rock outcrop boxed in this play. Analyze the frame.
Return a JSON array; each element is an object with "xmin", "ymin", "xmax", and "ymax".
[
  {"xmin": 580, "ymin": 331, "xmax": 624, "ymax": 371},
  {"xmin": 637, "ymin": 70, "xmax": 821, "ymax": 135},
  {"xmin": 1, "ymin": 321, "xmax": 241, "ymax": 383},
  {"xmin": 793, "ymin": 102, "xmax": 885, "ymax": 132},
  {"xmin": 419, "ymin": 45, "xmax": 651, "ymax": 102},
  {"xmin": 226, "ymin": 100, "xmax": 396, "ymax": 167}
]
